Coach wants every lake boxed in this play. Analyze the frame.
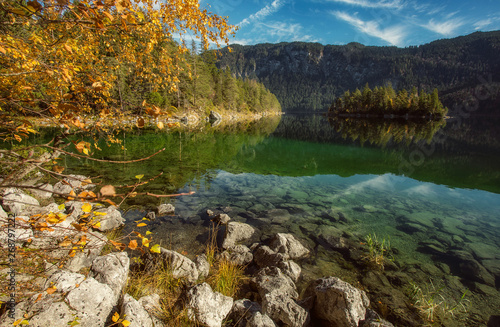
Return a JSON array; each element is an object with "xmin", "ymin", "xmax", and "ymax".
[{"xmin": 59, "ymin": 114, "xmax": 500, "ymax": 325}]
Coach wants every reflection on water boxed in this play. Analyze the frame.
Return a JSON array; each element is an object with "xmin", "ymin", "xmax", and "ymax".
[
  {"xmin": 51, "ymin": 114, "xmax": 500, "ymax": 325},
  {"xmin": 328, "ymin": 116, "xmax": 446, "ymax": 147}
]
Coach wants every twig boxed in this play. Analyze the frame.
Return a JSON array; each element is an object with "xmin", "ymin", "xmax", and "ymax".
[{"xmin": 41, "ymin": 145, "xmax": 166, "ymax": 163}]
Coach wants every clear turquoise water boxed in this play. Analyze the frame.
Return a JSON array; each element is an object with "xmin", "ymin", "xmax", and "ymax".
[{"xmin": 58, "ymin": 114, "xmax": 500, "ymax": 324}]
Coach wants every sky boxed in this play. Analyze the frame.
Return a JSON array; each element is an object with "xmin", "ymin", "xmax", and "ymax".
[{"xmin": 197, "ymin": 0, "xmax": 500, "ymax": 47}]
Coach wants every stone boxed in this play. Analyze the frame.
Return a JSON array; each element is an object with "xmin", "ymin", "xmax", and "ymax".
[
  {"xmin": 269, "ymin": 233, "xmax": 310, "ymax": 260},
  {"xmin": 262, "ymin": 290, "xmax": 309, "ymax": 327},
  {"xmin": 139, "ymin": 294, "xmax": 165, "ymax": 327},
  {"xmin": 64, "ymin": 277, "xmax": 116, "ymax": 326},
  {"xmin": 157, "ymin": 203, "xmax": 175, "ymax": 216},
  {"xmin": 121, "ymin": 294, "xmax": 154, "ymax": 327},
  {"xmin": 29, "ymin": 182, "xmax": 54, "ymax": 200},
  {"xmin": 277, "ymin": 260, "xmax": 302, "ymax": 283},
  {"xmin": 253, "ymin": 245, "xmax": 287, "ymax": 268},
  {"xmin": 2, "ymin": 191, "xmax": 39, "ymax": 216},
  {"xmin": 220, "ymin": 245, "xmax": 253, "ymax": 265},
  {"xmin": 253, "ymin": 267, "xmax": 299, "ymax": 300},
  {"xmin": 53, "ymin": 175, "xmax": 94, "ymax": 195},
  {"xmin": 223, "ymin": 222, "xmax": 255, "ymax": 249},
  {"xmin": 263, "ymin": 209, "xmax": 291, "ymax": 224},
  {"xmin": 194, "ymin": 254, "xmax": 211, "ymax": 279},
  {"xmin": 64, "ymin": 230, "xmax": 107, "ymax": 272},
  {"xmin": 158, "ymin": 248, "xmax": 199, "ymax": 283},
  {"xmin": 246, "ymin": 312, "xmax": 277, "ymax": 327},
  {"xmin": 24, "ymin": 269, "xmax": 118, "ymax": 327},
  {"xmin": 306, "ymin": 277, "xmax": 370, "ymax": 327},
  {"xmin": 212, "ymin": 213, "xmax": 231, "ymax": 225},
  {"xmin": 91, "ymin": 205, "xmax": 125, "ymax": 232},
  {"xmin": 458, "ymin": 258, "xmax": 496, "ymax": 286},
  {"xmin": 360, "ymin": 308, "xmax": 394, "ymax": 327},
  {"xmin": 0, "ymin": 205, "xmax": 7, "ymax": 218},
  {"xmin": 228, "ymin": 299, "xmax": 262, "ymax": 327},
  {"xmin": 90, "ymin": 252, "xmax": 130, "ymax": 301},
  {"xmin": 186, "ymin": 282, "xmax": 233, "ymax": 327}
]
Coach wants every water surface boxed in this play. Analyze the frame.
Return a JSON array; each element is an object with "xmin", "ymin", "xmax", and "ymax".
[{"xmin": 62, "ymin": 114, "xmax": 500, "ymax": 325}]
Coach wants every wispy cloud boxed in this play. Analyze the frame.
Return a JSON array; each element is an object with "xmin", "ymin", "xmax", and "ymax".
[
  {"xmin": 332, "ymin": 11, "xmax": 406, "ymax": 46},
  {"xmin": 235, "ymin": 21, "xmax": 319, "ymax": 44},
  {"xmin": 238, "ymin": 0, "xmax": 286, "ymax": 28},
  {"xmin": 474, "ymin": 18, "xmax": 493, "ymax": 30},
  {"xmin": 326, "ymin": 0, "xmax": 403, "ymax": 9},
  {"xmin": 422, "ymin": 18, "xmax": 464, "ymax": 36}
]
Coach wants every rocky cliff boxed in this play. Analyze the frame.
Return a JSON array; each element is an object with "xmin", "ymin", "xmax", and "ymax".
[{"xmin": 216, "ymin": 31, "xmax": 500, "ymax": 114}]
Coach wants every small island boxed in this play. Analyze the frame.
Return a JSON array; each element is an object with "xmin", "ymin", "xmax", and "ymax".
[{"xmin": 328, "ymin": 84, "xmax": 448, "ymax": 119}]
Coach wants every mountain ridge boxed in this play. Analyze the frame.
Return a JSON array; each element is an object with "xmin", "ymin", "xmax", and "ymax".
[{"xmin": 215, "ymin": 31, "xmax": 500, "ymax": 114}]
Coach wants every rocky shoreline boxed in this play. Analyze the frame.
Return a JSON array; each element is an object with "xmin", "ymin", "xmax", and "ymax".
[
  {"xmin": 0, "ymin": 175, "xmax": 392, "ymax": 327},
  {"xmin": 1, "ymin": 175, "xmax": 499, "ymax": 326}
]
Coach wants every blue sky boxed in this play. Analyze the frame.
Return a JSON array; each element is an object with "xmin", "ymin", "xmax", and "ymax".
[{"xmin": 199, "ymin": 0, "xmax": 500, "ymax": 47}]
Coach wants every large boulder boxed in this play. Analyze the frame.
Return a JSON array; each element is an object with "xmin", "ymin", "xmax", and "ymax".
[
  {"xmin": 121, "ymin": 294, "xmax": 154, "ymax": 327},
  {"xmin": 0, "ymin": 269, "xmax": 117, "ymax": 327},
  {"xmin": 269, "ymin": 233, "xmax": 310, "ymax": 260},
  {"xmin": 53, "ymin": 175, "xmax": 95, "ymax": 195},
  {"xmin": 2, "ymin": 190, "xmax": 39, "ymax": 216},
  {"xmin": 253, "ymin": 245, "xmax": 287, "ymax": 268},
  {"xmin": 220, "ymin": 245, "xmax": 253, "ymax": 265},
  {"xmin": 90, "ymin": 252, "xmax": 130, "ymax": 301},
  {"xmin": 158, "ymin": 248, "xmax": 199, "ymax": 283},
  {"xmin": 186, "ymin": 282, "xmax": 233, "ymax": 327},
  {"xmin": 138, "ymin": 294, "xmax": 165, "ymax": 327},
  {"xmin": 253, "ymin": 267, "xmax": 298, "ymax": 300},
  {"xmin": 262, "ymin": 290, "xmax": 309, "ymax": 327},
  {"xmin": 305, "ymin": 277, "xmax": 370, "ymax": 327},
  {"xmin": 91, "ymin": 205, "xmax": 125, "ymax": 232},
  {"xmin": 222, "ymin": 222, "xmax": 255, "ymax": 249},
  {"xmin": 194, "ymin": 253, "xmax": 211, "ymax": 279}
]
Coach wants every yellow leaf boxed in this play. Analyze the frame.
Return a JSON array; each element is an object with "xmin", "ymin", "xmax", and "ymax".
[
  {"xmin": 135, "ymin": 174, "xmax": 144, "ymax": 180},
  {"xmin": 136, "ymin": 117, "xmax": 144, "ymax": 128},
  {"xmin": 142, "ymin": 237, "xmax": 150, "ymax": 247},
  {"xmin": 112, "ymin": 312, "xmax": 120, "ymax": 323},
  {"xmin": 157, "ymin": 121, "xmax": 164, "ymax": 129},
  {"xmin": 136, "ymin": 222, "xmax": 147, "ymax": 227},
  {"xmin": 93, "ymin": 221, "xmax": 101, "ymax": 228},
  {"xmin": 0, "ymin": 45, "xmax": 6, "ymax": 54},
  {"xmin": 122, "ymin": 319, "xmax": 131, "ymax": 326},
  {"xmin": 150, "ymin": 244, "xmax": 161, "ymax": 253},
  {"xmin": 94, "ymin": 211, "xmax": 106, "ymax": 216},
  {"xmin": 82, "ymin": 203, "xmax": 92, "ymax": 213},
  {"xmin": 58, "ymin": 203, "xmax": 65, "ymax": 211},
  {"xmin": 146, "ymin": 231, "xmax": 152, "ymax": 235}
]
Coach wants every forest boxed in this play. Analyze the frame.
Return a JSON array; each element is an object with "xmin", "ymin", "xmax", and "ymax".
[
  {"xmin": 216, "ymin": 31, "xmax": 500, "ymax": 113},
  {"xmin": 329, "ymin": 84, "xmax": 448, "ymax": 118}
]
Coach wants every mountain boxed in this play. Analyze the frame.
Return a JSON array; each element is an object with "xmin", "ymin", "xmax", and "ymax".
[{"xmin": 216, "ymin": 31, "xmax": 500, "ymax": 114}]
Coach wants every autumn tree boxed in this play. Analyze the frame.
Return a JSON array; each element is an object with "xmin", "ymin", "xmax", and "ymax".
[
  {"xmin": 0, "ymin": 0, "xmax": 236, "ymax": 144},
  {"xmin": 0, "ymin": 1, "xmax": 236, "ymax": 308}
]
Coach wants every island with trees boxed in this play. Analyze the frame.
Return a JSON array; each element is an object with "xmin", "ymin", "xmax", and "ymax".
[{"xmin": 328, "ymin": 84, "xmax": 448, "ymax": 119}]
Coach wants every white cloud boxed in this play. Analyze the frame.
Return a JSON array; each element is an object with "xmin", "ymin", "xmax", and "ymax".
[
  {"xmin": 237, "ymin": 21, "xmax": 319, "ymax": 44},
  {"xmin": 327, "ymin": 0, "xmax": 403, "ymax": 9},
  {"xmin": 332, "ymin": 11, "xmax": 406, "ymax": 46},
  {"xmin": 474, "ymin": 18, "xmax": 493, "ymax": 30},
  {"xmin": 422, "ymin": 18, "xmax": 464, "ymax": 36},
  {"xmin": 238, "ymin": 0, "xmax": 286, "ymax": 28}
]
